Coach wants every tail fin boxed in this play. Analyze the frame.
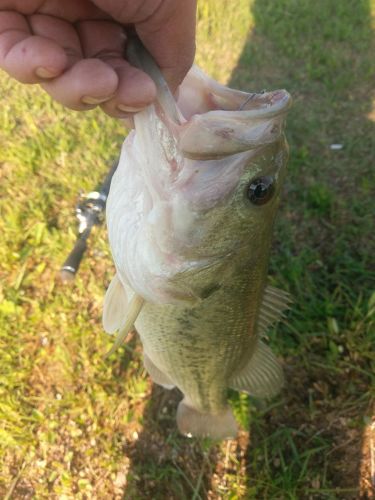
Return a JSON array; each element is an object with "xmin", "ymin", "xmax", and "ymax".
[{"xmin": 177, "ymin": 399, "xmax": 237, "ymax": 440}]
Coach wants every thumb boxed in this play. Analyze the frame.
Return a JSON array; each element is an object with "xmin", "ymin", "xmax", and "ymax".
[{"xmin": 91, "ymin": 0, "xmax": 197, "ymax": 91}]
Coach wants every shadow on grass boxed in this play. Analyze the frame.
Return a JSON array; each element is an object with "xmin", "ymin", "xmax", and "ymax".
[
  {"xmin": 228, "ymin": 0, "xmax": 374, "ymax": 497},
  {"xmin": 122, "ymin": 380, "xmax": 220, "ymax": 499}
]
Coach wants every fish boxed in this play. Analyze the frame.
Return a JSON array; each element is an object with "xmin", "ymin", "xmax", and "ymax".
[{"xmin": 103, "ymin": 38, "xmax": 292, "ymax": 439}]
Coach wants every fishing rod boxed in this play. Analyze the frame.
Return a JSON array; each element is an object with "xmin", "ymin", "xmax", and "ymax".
[{"xmin": 60, "ymin": 160, "xmax": 118, "ymax": 282}]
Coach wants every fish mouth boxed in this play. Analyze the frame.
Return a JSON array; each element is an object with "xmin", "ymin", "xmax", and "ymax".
[
  {"xmin": 178, "ymin": 66, "xmax": 292, "ymax": 123},
  {"xmin": 177, "ymin": 70, "xmax": 292, "ymax": 160},
  {"xmin": 210, "ymin": 88, "xmax": 292, "ymax": 120}
]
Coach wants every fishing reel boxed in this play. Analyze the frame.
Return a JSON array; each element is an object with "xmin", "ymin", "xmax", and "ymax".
[
  {"xmin": 75, "ymin": 190, "xmax": 107, "ymax": 234},
  {"xmin": 60, "ymin": 161, "xmax": 118, "ymax": 282}
]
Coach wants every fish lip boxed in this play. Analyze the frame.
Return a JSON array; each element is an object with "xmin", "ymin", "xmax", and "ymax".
[{"xmin": 231, "ymin": 89, "xmax": 292, "ymax": 120}]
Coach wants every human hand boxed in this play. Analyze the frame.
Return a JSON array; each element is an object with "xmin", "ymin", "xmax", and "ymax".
[{"xmin": 0, "ymin": 0, "xmax": 196, "ymax": 117}]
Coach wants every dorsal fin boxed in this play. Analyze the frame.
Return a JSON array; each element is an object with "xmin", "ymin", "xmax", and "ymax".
[
  {"xmin": 229, "ymin": 286, "xmax": 290, "ymax": 398},
  {"xmin": 257, "ymin": 285, "xmax": 292, "ymax": 336}
]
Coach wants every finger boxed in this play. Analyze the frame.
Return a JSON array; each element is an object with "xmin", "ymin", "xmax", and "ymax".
[
  {"xmin": 0, "ymin": 0, "xmax": 109, "ymax": 21},
  {"xmin": 41, "ymin": 58, "xmax": 119, "ymax": 110},
  {"xmin": 91, "ymin": 0, "xmax": 196, "ymax": 92},
  {"xmin": 77, "ymin": 19, "xmax": 125, "ymax": 64},
  {"xmin": 0, "ymin": 11, "xmax": 67, "ymax": 82},
  {"xmin": 100, "ymin": 58, "xmax": 156, "ymax": 117},
  {"xmin": 28, "ymin": 14, "xmax": 82, "ymax": 67},
  {"xmin": 136, "ymin": 0, "xmax": 197, "ymax": 91},
  {"xmin": 37, "ymin": 0, "xmax": 108, "ymax": 22},
  {"xmin": 77, "ymin": 20, "xmax": 156, "ymax": 114}
]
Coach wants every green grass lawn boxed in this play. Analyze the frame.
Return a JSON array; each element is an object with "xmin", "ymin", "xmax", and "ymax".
[{"xmin": 1, "ymin": 0, "xmax": 374, "ymax": 498}]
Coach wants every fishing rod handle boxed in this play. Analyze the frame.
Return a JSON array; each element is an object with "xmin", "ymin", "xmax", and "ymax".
[
  {"xmin": 99, "ymin": 159, "xmax": 118, "ymax": 197},
  {"xmin": 60, "ymin": 236, "xmax": 87, "ymax": 282}
]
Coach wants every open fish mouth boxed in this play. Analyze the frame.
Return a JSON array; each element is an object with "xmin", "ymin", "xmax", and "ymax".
[
  {"xmin": 177, "ymin": 67, "xmax": 292, "ymax": 121},
  {"xmin": 175, "ymin": 70, "xmax": 292, "ymax": 160}
]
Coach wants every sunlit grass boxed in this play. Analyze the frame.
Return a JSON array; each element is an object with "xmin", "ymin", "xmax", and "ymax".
[{"xmin": 195, "ymin": 0, "xmax": 254, "ymax": 82}]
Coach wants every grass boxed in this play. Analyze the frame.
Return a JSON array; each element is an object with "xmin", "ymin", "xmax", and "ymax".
[{"xmin": 0, "ymin": 0, "xmax": 374, "ymax": 498}]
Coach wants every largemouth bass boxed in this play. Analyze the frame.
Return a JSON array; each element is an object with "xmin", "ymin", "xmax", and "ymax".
[{"xmin": 104, "ymin": 40, "xmax": 292, "ymax": 439}]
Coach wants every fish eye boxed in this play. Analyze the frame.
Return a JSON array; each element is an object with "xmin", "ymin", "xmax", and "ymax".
[{"xmin": 247, "ymin": 176, "xmax": 275, "ymax": 205}]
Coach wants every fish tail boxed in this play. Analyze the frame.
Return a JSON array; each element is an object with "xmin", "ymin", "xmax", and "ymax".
[{"xmin": 177, "ymin": 398, "xmax": 237, "ymax": 439}]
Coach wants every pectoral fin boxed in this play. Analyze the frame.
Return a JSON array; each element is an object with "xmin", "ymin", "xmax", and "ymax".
[
  {"xmin": 229, "ymin": 340, "xmax": 284, "ymax": 399},
  {"xmin": 102, "ymin": 274, "xmax": 128, "ymax": 334},
  {"xmin": 105, "ymin": 293, "xmax": 145, "ymax": 358}
]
